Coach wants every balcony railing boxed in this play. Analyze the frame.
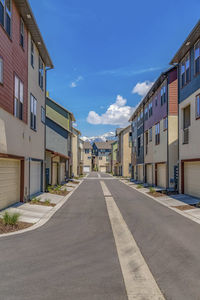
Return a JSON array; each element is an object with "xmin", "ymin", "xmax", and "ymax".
[{"xmin": 183, "ymin": 128, "xmax": 189, "ymax": 144}]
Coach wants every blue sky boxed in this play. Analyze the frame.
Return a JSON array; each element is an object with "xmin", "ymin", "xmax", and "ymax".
[{"xmin": 30, "ymin": 0, "xmax": 200, "ymax": 137}]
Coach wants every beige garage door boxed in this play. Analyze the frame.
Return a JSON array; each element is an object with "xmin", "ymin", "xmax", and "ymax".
[
  {"xmin": 146, "ymin": 164, "xmax": 153, "ymax": 185},
  {"xmin": 60, "ymin": 163, "xmax": 66, "ymax": 183},
  {"xmin": 138, "ymin": 165, "xmax": 143, "ymax": 182},
  {"xmin": 52, "ymin": 163, "xmax": 58, "ymax": 186},
  {"xmin": 157, "ymin": 163, "xmax": 167, "ymax": 188},
  {"xmin": 100, "ymin": 166, "xmax": 106, "ymax": 173},
  {"xmin": 0, "ymin": 158, "xmax": 20, "ymax": 210},
  {"xmin": 184, "ymin": 161, "xmax": 200, "ymax": 198}
]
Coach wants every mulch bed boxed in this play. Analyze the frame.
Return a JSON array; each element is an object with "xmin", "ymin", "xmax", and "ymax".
[
  {"xmin": 0, "ymin": 219, "xmax": 32, "ymax": 234},
  {"xmin": 147, "ymin": 192, "xmax": 165, "ymax": 197},
  {"xmin": 173, "ymin": 205, "xmax": 195, "ymax": 211},
  {"xmin": 49, "ymin": 190, "xmax": 69, "ymax": 196},
  {"xmin": 30, "ymin": 201, "xmax": 56, "ymax": 207}
]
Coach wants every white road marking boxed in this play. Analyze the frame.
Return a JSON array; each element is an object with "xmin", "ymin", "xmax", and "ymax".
[
  {"xmin": 100, "ymin": 181, "xmax": 165, "ymax": 300},
  {"xmin": 97, "ymin": 173, "xmax": 101, "ymax": 178},
  {"xmin": 100, "ymin": 180, "xmax": 112, "ymax": 197}
]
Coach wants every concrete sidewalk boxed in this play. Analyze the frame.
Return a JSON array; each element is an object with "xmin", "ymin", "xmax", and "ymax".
[
  {"xmin": 120, "ymin": 178, "xmax": 200, "ymax": 225},
  {"xmin": 0, "ymin": 181, "xmax": 81, "ymax": 224}
]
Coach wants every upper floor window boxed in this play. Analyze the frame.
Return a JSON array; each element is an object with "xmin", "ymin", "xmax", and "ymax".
[
  {"xmin": 181, "ymin": 53, "xmax": 190, "ymax": 88},
  {"xmin": 163, "ymin": 117, "xmax": 168, "ymax": 130},
  {"xmin": 148, "ymin": 102, "xmax": 153, "ymax": 117},
  {"xmin": 145, "ymin": 106, "xmax": 148, "ymax": 120},
  {"xmin": 30, "ymin": 94, "xmax": 37, "ymax": 130},
  {"xmin": 31, "ymin": 39, "xmax": 34, "ymax": 68},
  {"xmin": 14, "ymin": 75, "xmax": 23, "ymax": 120},
  {"xmin": 85, "ymin": 149, "xmax": 89, "ymax": 154},
  {"xmin": 39, "ymin": 56, "xmax": 44, "ymax": 90},
  {"xmin": 20, "ymin": 18, "xmax": 24, "ymax": 48},
  {"xmin": 161, "ymin": 86, "xmax": 166, "ymax": 105},
  {"xmin": 140, "ymin": 111, "xmax": 143, "ymax": 119},
  {"xmin": 149, "ymin": 127, "xmax": 152, "ymax": 142},
  {"xmin": 41, "ymin": 106, "xmax": 45, "ymax": 124},
  {"xmin": 155, "ymin": 95, "xmax": 158, "ymax": 106},
  {"xmin": 0, "ymin": 57, "xmax": 3, "ymax": 84},
  {"xmin": 137, "ymin": 113, "xmax": 140, "ymax": 122},
  {"xmin": 0, "ymin": 0, "xmax": 11, "ymax": 36},
  {"xmin": 194, "ymin": 41, "xmax": 200, "ymax": 75},
  {"xmin": 196, "ymin": 94, "xmax": 200, "ymax": 119},
  {"xmin": 155, "ymin": 122, "xmax": 160, "ymax": 145}
]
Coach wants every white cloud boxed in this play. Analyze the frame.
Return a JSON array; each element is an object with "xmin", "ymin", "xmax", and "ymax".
[
  {"xmin": 87, "ymin": 95, "xmax": 135, "ymax": 126},
  {"xmin": 132, "ymin": 81, "xmax": 154, "ymax": 97},
  {"xmin": 70, "ymin": 76, "xmax": 83, "ymax": 88}
]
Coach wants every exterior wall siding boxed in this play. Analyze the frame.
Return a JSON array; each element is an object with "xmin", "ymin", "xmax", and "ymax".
[{"xmin": 46, "ymin": 125, "xmax": 68, "ymax": 157}]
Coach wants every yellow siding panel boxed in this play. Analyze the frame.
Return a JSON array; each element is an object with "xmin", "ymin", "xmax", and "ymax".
[{"xmin": 46, "ymin": 106, "xmax": 69, "ymax": 131}]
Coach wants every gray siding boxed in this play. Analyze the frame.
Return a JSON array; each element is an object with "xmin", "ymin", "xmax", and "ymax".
[{"xmin": 46, "ymin": 126, "xmax": 68, "ymax": 157}]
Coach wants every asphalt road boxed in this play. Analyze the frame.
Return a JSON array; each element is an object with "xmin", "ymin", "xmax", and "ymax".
[{"xmin": 1, "ymin": 172, "xmax": 200, "ymax": 299}]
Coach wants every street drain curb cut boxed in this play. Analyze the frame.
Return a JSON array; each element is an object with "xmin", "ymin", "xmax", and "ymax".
[{"xmin": 0, "ymin": 180, "xmax": 83, "ymax": 239}]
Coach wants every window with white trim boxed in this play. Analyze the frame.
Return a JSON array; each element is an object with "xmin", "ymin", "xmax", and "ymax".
[
  {"xmin": 0, "ymin": 0, "xmax": 11, "ymax": 36},
  {"xmin": 163, "ymin": 117, "xmax": 168, "ymax": 130},
  {"xmin": 145, "ymin": 106, "xmax": 148, "ymax": 120},
  {"xmin": 14, "ymin": 75, "xmax": 23, "ymax": 120},
  {"xmin": 148, "ymin": 102, "xmax": 153, "ymax": 117},
  {"xmin": 181, "ymin": 53, "xmax": 190, "ymax": 87},
  {"xmin": 196, "ymin": 94, "xmax": 200, "ymax": 118},
  {"xmin": 39, "ymin": 56, "xmax": 44, "ymax": 90},
  {"xmin": 161, "ymin": 86, "xmax": 167, "ymax": 105},
  {"xmin": 149, "ymin": 127, "xmax": 152, "ymax": 142},
  {"xmin": 195, "ymin": 41, "xmax": 200, "ymax": 75},
  {"xmin": 30, "ymin": 94, "xmax": 37, "ymax": 130},
  {"xmin": 155, "ymin": 123, "xmax": 160, "ymax": 145},
  {"xmin": 0, "ymin": 57, "xmax": 3, "ymax": 84},
  {"xmin": 20, "ymin": 18, "xmax": 24, "ymax": 48}
]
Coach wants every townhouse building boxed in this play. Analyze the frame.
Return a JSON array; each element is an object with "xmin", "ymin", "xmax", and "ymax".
[
  {"xmin": 116, "ymin": 126, "xmax": 132, "ymax": 177},
  {"xmin": 130, "ymin": 67, "xmax": 178, "ymax": 189},
  {"xmin": 92, "ymin": 141, "xmax": 112, "ymax": 173},
  {"xmin": 0, "ymin": 0, "xmax": 53, "ymax": 209},
  {"xmin": 170, "ymin": 20, "xmax": 200, "ymax": 198},
  {"xmin": 78, "ymin": 138, "xmax": 84, "ymax": 176},
  {"xmin": 130, "ymin": 115, "xmax": 138, "ymax": 180},
  {"xmin": 45, "ymin": 96, "xmax": 75, "ymax": 186},
  {"xmin": 72, "ymin": 127, "xmax": 81, "ymax": 177},
  {"xmin": 83, "ymin": 142, "xmax": 92, "ymax": 173},
  {"xmin": 111, "ymin": 140, "xmax": 118, "ymax": 175}
]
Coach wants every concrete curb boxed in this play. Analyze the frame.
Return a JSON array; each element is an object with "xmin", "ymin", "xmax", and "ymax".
[
  {"xmin": 119, "ymin": 179, "xmax": 200, "ymax": 226},
  {"xmin": 0, "ymin": 180, "xmax": 84, "ymax": 238}
]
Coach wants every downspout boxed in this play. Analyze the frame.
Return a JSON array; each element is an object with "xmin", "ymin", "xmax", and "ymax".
[{"xmin": 167, "ymin": 75, "xmax": 169, "ymax": 190}]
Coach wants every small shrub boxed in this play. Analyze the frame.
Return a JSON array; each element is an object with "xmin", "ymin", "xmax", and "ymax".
[
  {"xmin": 149, "ymin": 187, "xmax": 156, "ymax": 193},
  {"xmin": 47, "ymin": 185, "xmax": 53, "ymax": 193},
  {"xmin": 3, "ymin": 212, "xmax": 20, "ymax": 226},
  {"xmin": 137, "ymin": 184, "xmax": 143, "ymax": 189},
  {"xmin": 31, "ymin": 197, "xmax": 38, "ymax": 203},
  {"xmin": 44, "ymin": 199, "xmax": 50, "ymax": 205}
]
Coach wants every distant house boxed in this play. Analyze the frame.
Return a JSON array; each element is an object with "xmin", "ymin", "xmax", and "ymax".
[
  {"xmin": 170, "ymin": 20, "xmax": 200, "ymax": 198},
  {"xmin": 83, "ymin": 142, "xmax": 93, "ymax": 173},
  {"xmin": 45, "ymin": 96, "xmax": 75, "ymax": 186},
  {"xmin": 93, "ymin": 141, "xmax": 112, "ymax": 173}
]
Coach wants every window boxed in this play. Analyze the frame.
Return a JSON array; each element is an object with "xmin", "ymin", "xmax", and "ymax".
[
  {"xmin": 14, "ymin": 75, "xmax": 23, "ymax": 120},
  {"xmin": 137, "ymin": 137, "xmax": 141, "ymax": 156},
  {"xmin": 155, "ymin": 96, "xmax": 158, "ymax": 106},
  {"xmin": 181, "ymin": 53, "xmax": 190, "ymax": 87},
  {"xmin": 163, "ymin": 117, "xmax": 168, "ymax": 130},
  {"xmin": 149, "ymin": 102, "xmax": 153, "ymax": 117},
  {"xmin": 31, "ymin": 39, "xmax": 34, "ymax": 67},
  {"xmin": 20, "ymin": 18, "xmax": 24, "ymax": 48},
  {"xmin": 145, "ymin": 131, "xmax": 148, "ymax": 155},
  {"xmin": 88, "ymin": 156, "xmax": 91, "ymax": 160},
  {"xmin": 149, "ymin": 127, "xmax": 152, "ymax": 142},
  {"xmin": 145, "ymin": 106, "xmax": 148, "ymax": 120},
  {"xmin": 140, "ymin": 111, "xmax": 143, "ymax": 119},
  {"xmin": 161, "ymin": 86, "xmax": 167, "ymax": 105},
  {"xmin": 0, "ymin": 0, "xmax": 11, "ymax": 36},
  {"xmin": 0, "ymin": 57, "xmax": 3, "ymax": 84},
  {"xmin": 155, "ymin": 123, "xmax": 160, "ymax": 145},
  {"xmin": 30, "ymin": 94, "xmax": 37, "ymax": 130},
  {"xmin": 39, "ymin": 56, "xmax": 44, "ymax": 89},
  {"xmin": 99, "ymin": 157, "xmax": 102, "ymax": 160},
  {"xmin": 41, "ymin": 106, "xmax": 45, "ymax": 124},
  {"xmin": 85, "ymin": 149, "xmax": 89, "ymax": 154},
  {"xmin": 195, "ymin": 41, "xmax": 200, "ymax": 75},
  {"xmin": 196, "ymin": 94, "xmax": 200, "ymax": 118}
]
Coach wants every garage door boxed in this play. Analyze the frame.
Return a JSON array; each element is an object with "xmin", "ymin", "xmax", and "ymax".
[
  {"xmin": 52, "ymin": 163, "xmax": 58, "ymax": 186},
  {"xmin": 0, "ymin": 158, "xmax": 20, "ymax": 210},
  {"xmin": 138, "ymin": 165, "xmax": 143, "ymax": 182},
  {"xmin": 184, "ymin": 161, "xmax": 200, "ymax": 198},
  {"xmin": 100, "ymin": 166, "xmax": 106, "ymax": 173},
  {"xmin": 83, "ymin": 166, "xmax": 90, "ymax": 173},
  {"xmin": 157, "ymin": 163, "xmax": 166, "ymax": 188},
  {"xmin": 60, "ymin": 163, "xmax": 66, "ymax": 183},
  {"xmin": 30, "ymin": 161, "xmax": 41, "ymax": 197},
  {"xmin": 146, "ymin": 164, "xmax": 153, "ymax": 185}
]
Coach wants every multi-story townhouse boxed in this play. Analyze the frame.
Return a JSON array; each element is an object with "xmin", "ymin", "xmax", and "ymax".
[
  {"xmin": 45, "ymin": 96, "xmax": 75, "ymax": 186},
  {"xmin": 0, "ymin": 0, "xmax": 53, "ymax": 209},
  {"xmin": 93, "ymin": 141, "xmax": 112, "ymax": 173},
  {"xmin": 78, "ymin": 138, "xmax": 84, "ymax": 176},
  {"xmin": 111, "ymin": 140, "xmax": 118, "ymax": 175},
  {"xmin": 129, "ymin": 115, "xmax": 138, "ymax": 180},
  {"xmin": 83, "ymin": 142, "xmax": 92, "ymax": 173},
  {"xmin": 116, "ymin": 126, "xmax": 132, "ymax": 177},
  {"xmin": 170, "ymin": 21, "xmax": 200, "ymax": 198},
  {"xmin": 143, "ymin": 67, "xmax": 178, "ymax": 189},
  {"xmin": 72, "ymin": 127, "xmax": 81, "ymax": 177}
]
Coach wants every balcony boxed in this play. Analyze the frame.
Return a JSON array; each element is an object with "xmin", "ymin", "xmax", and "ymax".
[{"xmin": 183, "ymin": 127, "xmax": 189, "ymax": 144}]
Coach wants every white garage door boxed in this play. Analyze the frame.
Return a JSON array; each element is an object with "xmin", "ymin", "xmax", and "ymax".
[
  {"xmin": 30, "ymin": 161, "xmax": 41, "ymax": 196},
  {"xmin": 157, "ymin": 163, "xmax": 166, "ymax": 188},
  {"xmin": 146, "ymin": 164, "xmax": 153, "ymax": 185},
  {"xmin": 0, "ymin": 158, "xmax": 20, "ymax": 210},
  {"xmin": 100, "ymin": 166, "xmax": 106, "ymax": 173},
  {"xmin": 60, "ymin": 163, "xmax": 66, "ymax": 183},
  {"xmin": 52, "ymin": 163, "xmax": 58, "ymax": 186},
  {"xmin": 83, "ymin": 166, "xmax": 90, "ymax": 173},
  {"xmin": 184, "ymin": 161, "xmax": 200, "ymax": 198}
]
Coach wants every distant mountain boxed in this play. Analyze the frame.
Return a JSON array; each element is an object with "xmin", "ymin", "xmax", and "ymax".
[{"xmin": 81, "ymin": 131, "xmax": 116, "ymax": 144}]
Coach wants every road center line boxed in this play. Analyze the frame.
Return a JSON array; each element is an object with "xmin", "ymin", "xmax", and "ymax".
[
  {"xmin": 100, "ymin": 181, "xmax": 165, "ymax": 300},
  {"xmin": 97, "ymin": 173, "xmax": 101, "ymax": 178}
]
